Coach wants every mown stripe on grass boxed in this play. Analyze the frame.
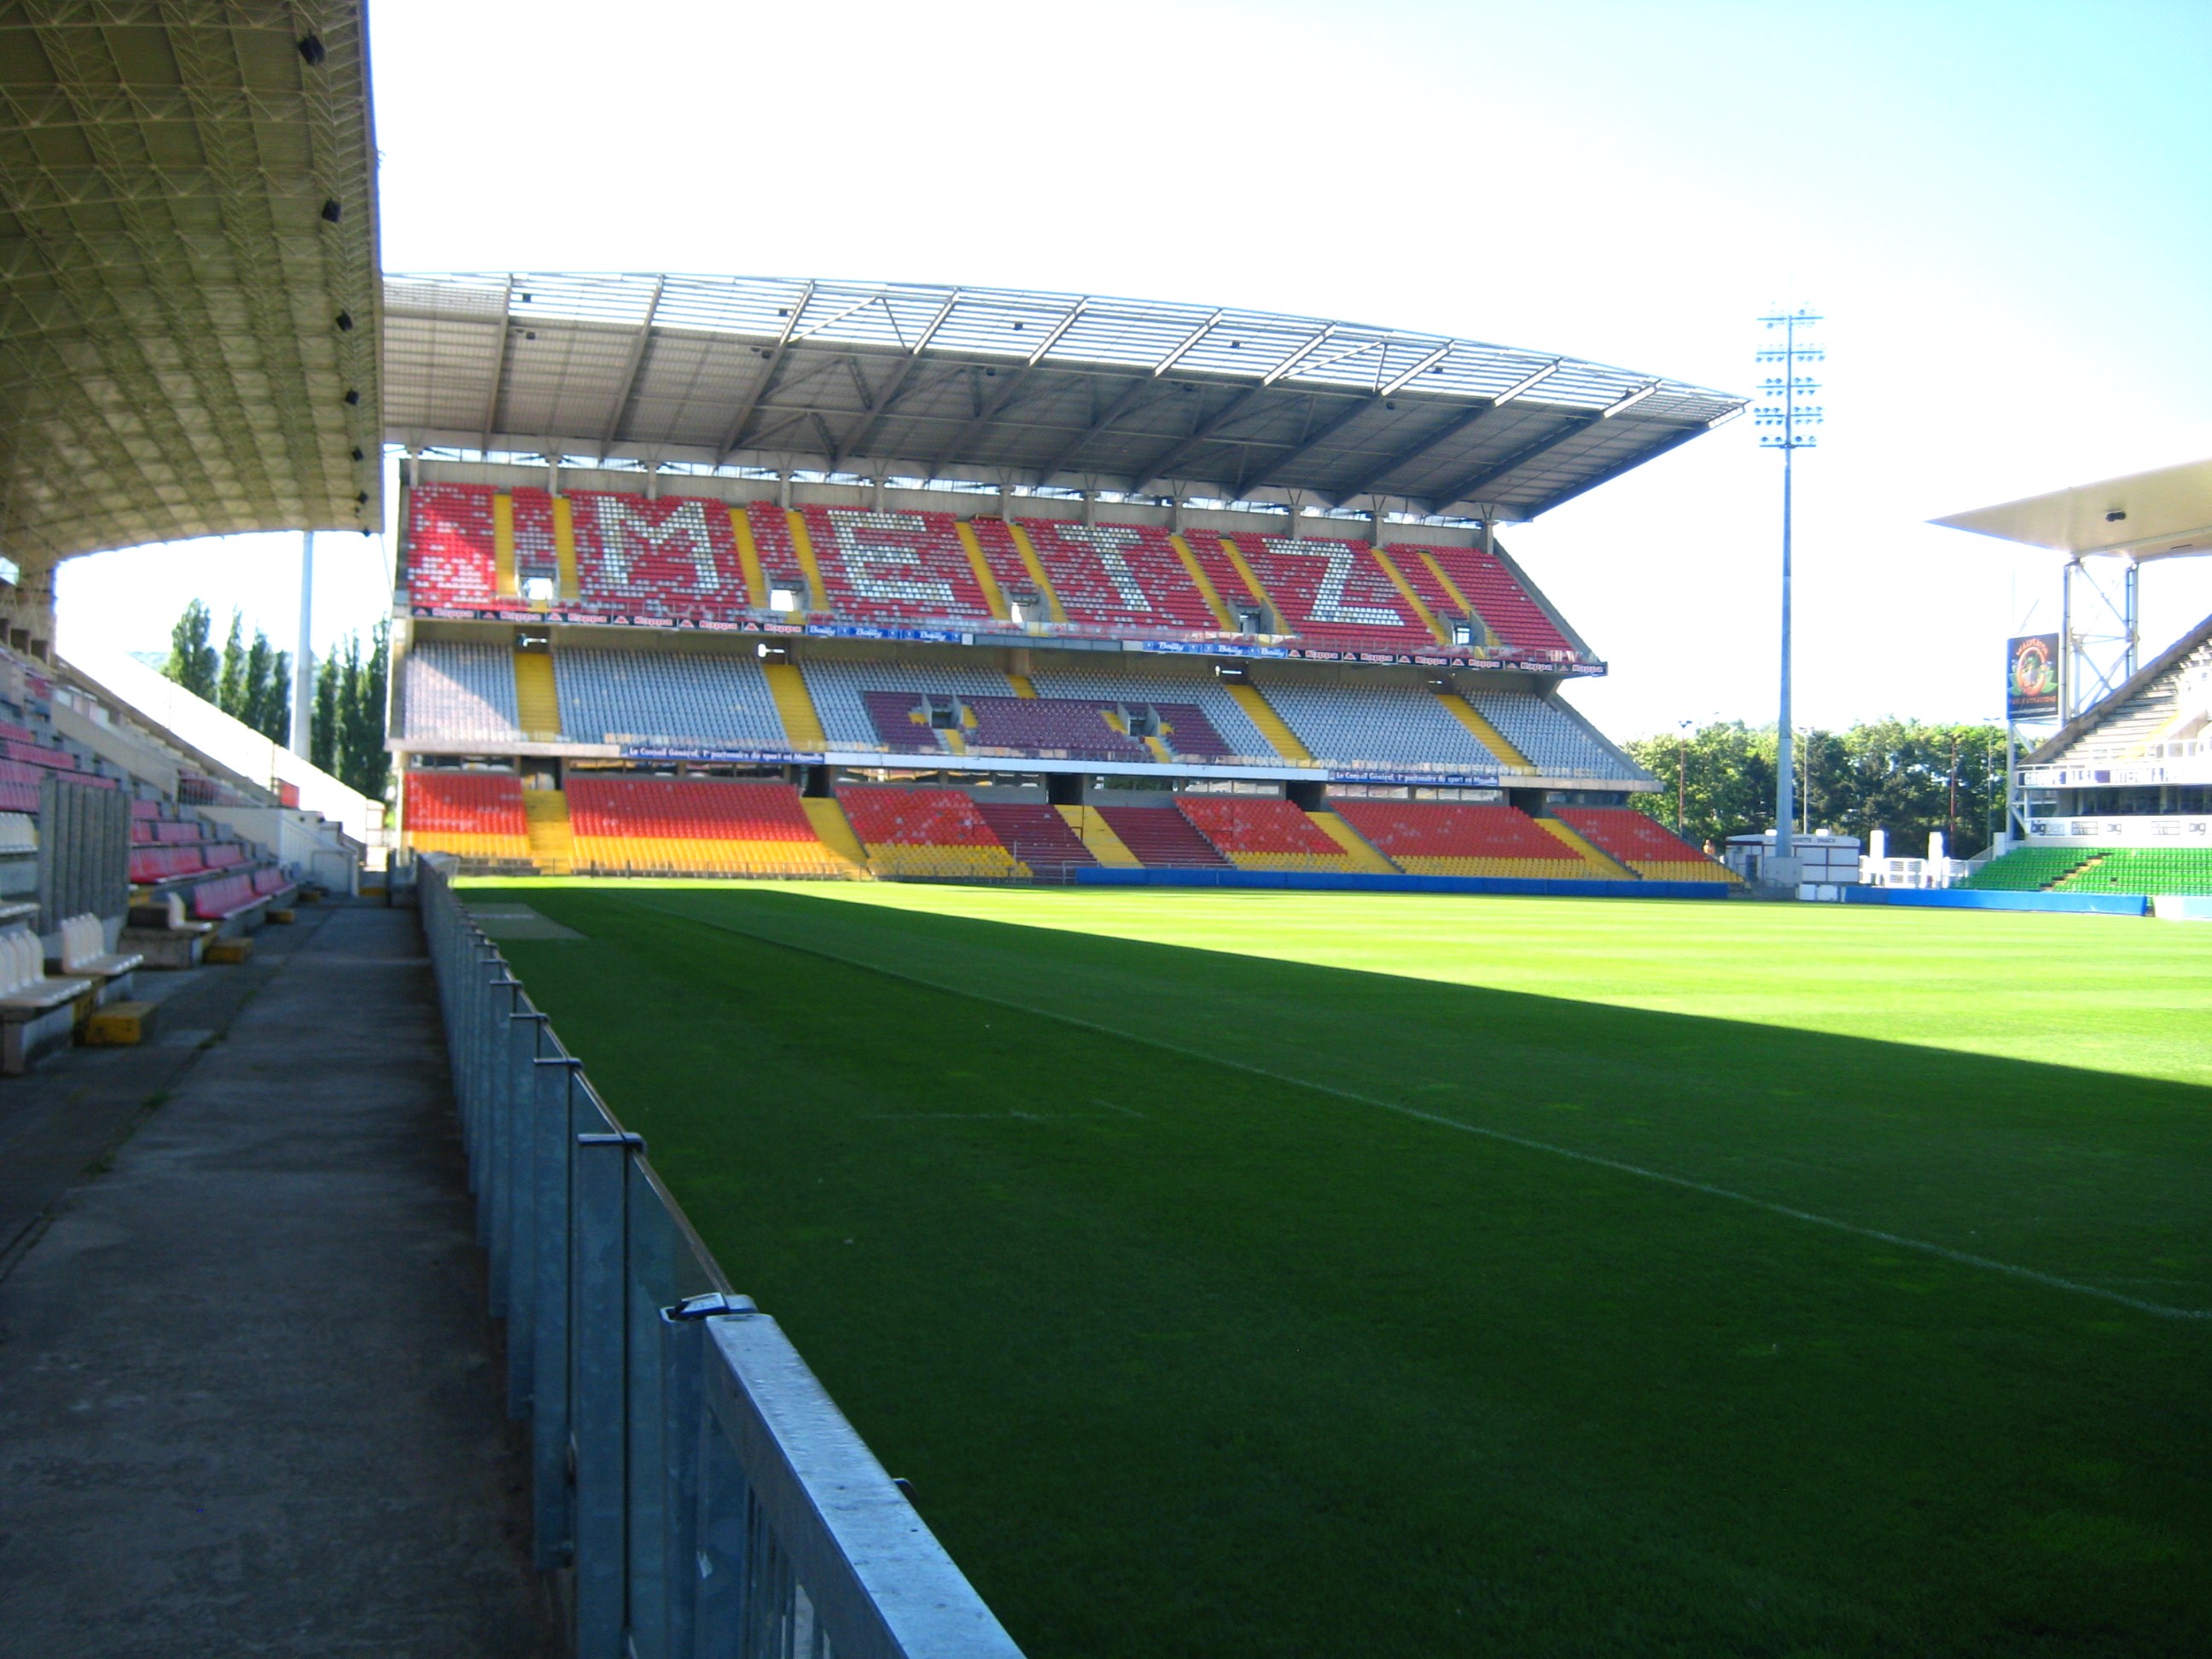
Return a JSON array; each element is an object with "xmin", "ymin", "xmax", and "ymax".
[{"xmin": 620, "ymin": 891, "xmax": 2212, "ymax": 1324}]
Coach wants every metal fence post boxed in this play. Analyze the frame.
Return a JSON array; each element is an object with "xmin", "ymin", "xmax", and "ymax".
[
  {"xmin": 691, "ymin": 1404, "xmax": 751, "ymax": 1659},
  {"xmin": 574, "ymin": 1128, "xmax": 643, "ymax": 1659},
  {"xmin": 532, "ymin": 1052, "xmax": 584, "ymax": 1572},
  {"xmin": 660, "ymin": 1294, "xmax": 754, "ymax": 1659},
  {"xmin": 486, "ymin": 973, "xmax": 522, "ymax": 1315},
  {"xmin": 507, "ymin": 1007, "xmax": 549, "ymax": 1418}
]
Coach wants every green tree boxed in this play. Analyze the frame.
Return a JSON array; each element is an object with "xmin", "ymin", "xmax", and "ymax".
[
  {"xmin": 311, "ymin": 653, "xmax": 340, "ymax": 774},
  {"xmin": 1625, "ymin": 718, "xmax": 2005, "ymax": 858},
  {"xmin": 162, "ymin": 600, "xmax": 218, "ymax": 700},
  {"xmin": 216, "ymin": 609, "xmax": 247, "ymax": 719}
]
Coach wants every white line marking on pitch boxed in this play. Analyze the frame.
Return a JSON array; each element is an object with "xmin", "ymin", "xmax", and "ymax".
[{"xmin": 621, "ymin": 897, "xmax": 2212, "ymax": 1324}]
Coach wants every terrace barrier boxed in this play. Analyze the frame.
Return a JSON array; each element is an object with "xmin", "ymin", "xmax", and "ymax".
[{"xmin": 419, "ymin": 855, "xmax": 1024, "ymax": 1659}]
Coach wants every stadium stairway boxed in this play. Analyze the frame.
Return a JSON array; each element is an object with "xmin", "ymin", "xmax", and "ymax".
[
  {"xmin": 765, "ymin": 661, "xmax": 828, "ymax": 750},
  {"xmin": 1310, "ymin": 808, "xmax": 1399, "ymax": 871},
  {"xmin": 1537, "ymin": 817, "xmax": 1633, "ymax": 877},
  {"xmin": 952, "ymin": 521, "xmax": 1014, "ymax": 620},
  {"xmin": 1435, "ymin": 695, "xmax": 1529, "ymax": 767},
  {"xmin": 522, "ymin": 789, "xmax": 573, "ymax": 875},
  {"xmin": 800, "ymin": 796, "xmax": 870, "ymax": 870},
  {"xmin": 514, "ymin": 651, "xmax": 561, "ymax": 742},
  {"xmin": 1225, "ymin": 684, "xmax": 1313, "ymax": 761},
  {"xmin": 1168, "ymin": 533, "xmax": 1240, "ymax": 629},
  {"xmin": 1004, "ymin": 523, "xmax": 1071, "ymax": 622},
  {"xmin": 1057, "ymin": 804, "xmax": 1142, "ymax": 865}
]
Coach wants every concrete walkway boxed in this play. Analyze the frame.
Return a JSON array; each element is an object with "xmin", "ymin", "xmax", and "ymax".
[{"xmin": 0, "ymin": 903, "xmax": 555, "ymax": 1658}]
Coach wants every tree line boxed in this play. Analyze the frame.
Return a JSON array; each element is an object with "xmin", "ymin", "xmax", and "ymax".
[
  {"xmin": 162, "ymin": 601, "xmax": 391, "ymax": 802},
  {"xmin": 1621, "ymin": 719, "xmax": 2007, "ymax": 859}
]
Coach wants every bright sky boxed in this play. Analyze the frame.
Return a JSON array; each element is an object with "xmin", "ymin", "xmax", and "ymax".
[{"xmin": 57, "ymin": 0, "xmax": 2212, "ymax": 736}]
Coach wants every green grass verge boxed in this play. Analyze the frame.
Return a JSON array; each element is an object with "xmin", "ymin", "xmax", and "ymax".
[{"xmin": 479, "ymin": 882, "xmax": 2212, "ymax": 1657}]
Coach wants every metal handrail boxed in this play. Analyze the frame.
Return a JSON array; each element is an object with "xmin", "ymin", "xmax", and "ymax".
[{"xmin": 418, "ymin": 855, "xmax": 1023, "ymax": 1659}]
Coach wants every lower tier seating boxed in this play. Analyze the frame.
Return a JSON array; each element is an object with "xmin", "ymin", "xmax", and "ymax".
[
  {"xmin": 1554, "ymin": 807, "xmax": 1738, "ymax": 882},
  {"xmin": 1959, "ymin": 847, "xmax": 2102, "ymax": 891},
  {"xmin": 1331, "ymin": 800, "xmax": 1593, "ymax": 879},
  {"xmin": 973, "ymin": 801, "xmax": 1097, "ymax": 871},
  {"xmin": 2051, "ymin": 847, "xmax": 2212, "ymax": 896},
  {"xmin": 1095, "ymin": 804, "xmax": 1229, "ymax": 867},
  {"xmin": 402, "ymin": 771, "xmax": 532, "ymax": 861},
  {"xmin": 1176, "ymin": 795, "xmax": 1353, "ymax": 870},
  {"xmin": 838, "ymin": 787, "xmax": 1024, "ymax": 878},
  {"xmin": 564, "ymin": 777, "xmax": 849, "ymax": 876}
]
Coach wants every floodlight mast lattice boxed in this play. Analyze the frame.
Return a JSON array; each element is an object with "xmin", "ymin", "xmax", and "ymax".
[{"xmin": 1755, "ymin": 309, "xmax": 1824, "ymax": 868}]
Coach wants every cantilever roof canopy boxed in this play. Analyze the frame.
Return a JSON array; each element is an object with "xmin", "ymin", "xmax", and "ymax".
[
  {"xmin": 384, "ymin": 272, "xmax": 1744, "ymax": 521},
  {"xmin": 1933, "ymin": 457, "xmax": 2212, "ymax": 562},
  {"xmin": 0, "ymin": 1, "xmax": 382, "ymax": 571}
]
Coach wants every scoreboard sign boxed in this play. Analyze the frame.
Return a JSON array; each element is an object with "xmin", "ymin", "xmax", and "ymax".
[{"xmin": 2006, "ymin": 633, "xmax": 2059, "ymax": 721}]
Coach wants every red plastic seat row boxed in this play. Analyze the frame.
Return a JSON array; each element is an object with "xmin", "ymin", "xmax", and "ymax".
[
  {"xmin": 1554, "ymin": 806, "xmax": 1712, "ymax": 864},
  {"xmin": 403, "ymin": 771, "xmax": 528, "ymax": 836},
  {"xmin": 1220, "ymin": 533, "xmax": 1435, "ymax": 649},
  {"xmin": 1333, "ymin": 800, "xmax": 1564, "ymax": 859},
  {"xmin": 1176, "ymin": 795, "xmax": 1338, "ymax": 856},
  {"xmin": 564, "ymin": 777, "xmax": 819, "ymax": 841},
  {"xmin": 839, "ymin": 788, "xmax": 1004, "ymax": 848},
  {"xmin": 189, "ymin": 872, "xmax": 259, "ymax": 922}
]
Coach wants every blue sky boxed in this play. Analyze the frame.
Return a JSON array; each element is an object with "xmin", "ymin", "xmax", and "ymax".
[{"xmin": 60, "ymin": 0, "xmax": 2212, "ymax": 736}]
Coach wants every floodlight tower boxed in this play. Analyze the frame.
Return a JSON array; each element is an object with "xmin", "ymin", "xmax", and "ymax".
[{"xmin": 1755, "ymin": 310, "xmax": 1823, "ymax": 866}]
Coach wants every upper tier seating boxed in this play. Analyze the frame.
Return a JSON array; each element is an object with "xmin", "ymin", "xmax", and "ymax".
[
  {"xmin": 511, "ymin": 486, "xmax": 561, "ymax": 591},
  {"xmin": 802, "ymin": 506, "xmax": 992, "ymax": 625},
  {"xmin": 398, "ymin": 482, "xmax": 1589, "ymax": 663},
  {"xmin": 1257, "ymin": 679, "xmax": 1501, "ymax": 769},
  {"xmin": 838, "ymin": 787, "xmax": 1022, "ymax": 878},
  {"xmin": 1553, "ymin": 806, "xmax": 1736, "ymax": 882},
  {"xmin": 554, "ymin": 648, "xmax": 789, "ymax": 748},
  {"xmin": 1176, "ymin": 795, "xmax": 1348, "ymax": 870},
  {"xmin": 568, "ymin": 492, "xmax": 748, "ymax": 614},
  {"xmin": 405, "ymin": 483, "xmax": 499, "ymax": 606},
  {"xmin": 402, "ymin": 771, "xmax": 531, "ymax": 860},
  {"xmin": 402, "ymin": 641, "xmax": 521, "ymax": 742},
  {"xmin": 1332, "ymin": 800, "xmax": 1592, "ymax": 879},
  {"xmin": 1220, "ymin": 533, "xmax": 1435, "ymax": 649},
  {"xmin": 965, "ymin": 696, "xmax": 1150, "ymax": 759},
  {"xmin": 564, "ymin": 777, "xmax": 847, "ymax": 876},
  {"xmin": 861, "ymin": 690, "xmax": 959, "ymax": 754},
  {"xmin": 800, "ymin": 657, "xmax": 1018, "ymax": 750},
  {"xmin": 1390, "ymin": 543, "xmax": 1575, "ymax": 656},
  {"xmin": 1461, "ymin": 690, "xmax": 1636, "ymax": 779},
  {"xmin": 2040, "ymin": 640, "xmax": 2211, "ymax": 765},
  {"xmin": 1022, "ymin": 666, "xmax": 1274, "ymax": 760},
  {"xmin": 973, "ymin": 801, "xmax": 1097, "ymax": 871},
  {"xmin": 1095, "ymin": 803, "xmax": 1230, "ymax": 867},
  {"xmin": 1012, "ymin": 520, "xmax": 1221, "ymax": 633}
]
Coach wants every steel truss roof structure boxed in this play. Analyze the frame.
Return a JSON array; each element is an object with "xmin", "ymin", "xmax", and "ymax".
[
  {"xmin": 0, "ymin": 1, "xmax": 381, "ymax": 570},
  {"xmin": 386, "ymin": 272, "xmax": 1744, "ymax": 521}
]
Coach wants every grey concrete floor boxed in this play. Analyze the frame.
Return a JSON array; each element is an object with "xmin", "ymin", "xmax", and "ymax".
[{"xmin": 0, "ymin": 903, "xmax": 556, "ymax": 1658}]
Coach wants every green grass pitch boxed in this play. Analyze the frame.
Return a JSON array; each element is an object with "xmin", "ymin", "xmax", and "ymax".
[{"xmin": 473, "ymin": 882, "xmax": 2212, "ymax": 1657}]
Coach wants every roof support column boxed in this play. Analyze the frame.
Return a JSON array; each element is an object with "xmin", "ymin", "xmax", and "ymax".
[
  {"xmin": 1080, "ymin": 489, "xmax": 1096, "ymax": 527},
  {"xmin": 291, "ymin": 532, "xmax": 314, "ymax": 760}
]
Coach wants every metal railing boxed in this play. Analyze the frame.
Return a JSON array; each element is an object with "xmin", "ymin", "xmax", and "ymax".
[{"xmin": 420, "ymin": 855, "xmax": 1023, "ymax": 1659}]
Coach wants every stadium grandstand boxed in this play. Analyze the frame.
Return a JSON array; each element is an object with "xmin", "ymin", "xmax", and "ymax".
[
  {"xmin": 1937, "ymin": 457, "xmax": 2212, "ymax": 903},
  {"xmin": 382, "ymin": 271, "xmax": 1747, "ymax": 888}
]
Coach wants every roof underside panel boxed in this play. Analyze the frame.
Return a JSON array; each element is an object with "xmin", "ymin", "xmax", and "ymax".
[
  {"xmin": 384, "ymin": 273, "xmax": 1743, "ymax": 520},
  {"xmin": 0, "ymin": 0, "xmax": 382, "ymax": 569}
]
